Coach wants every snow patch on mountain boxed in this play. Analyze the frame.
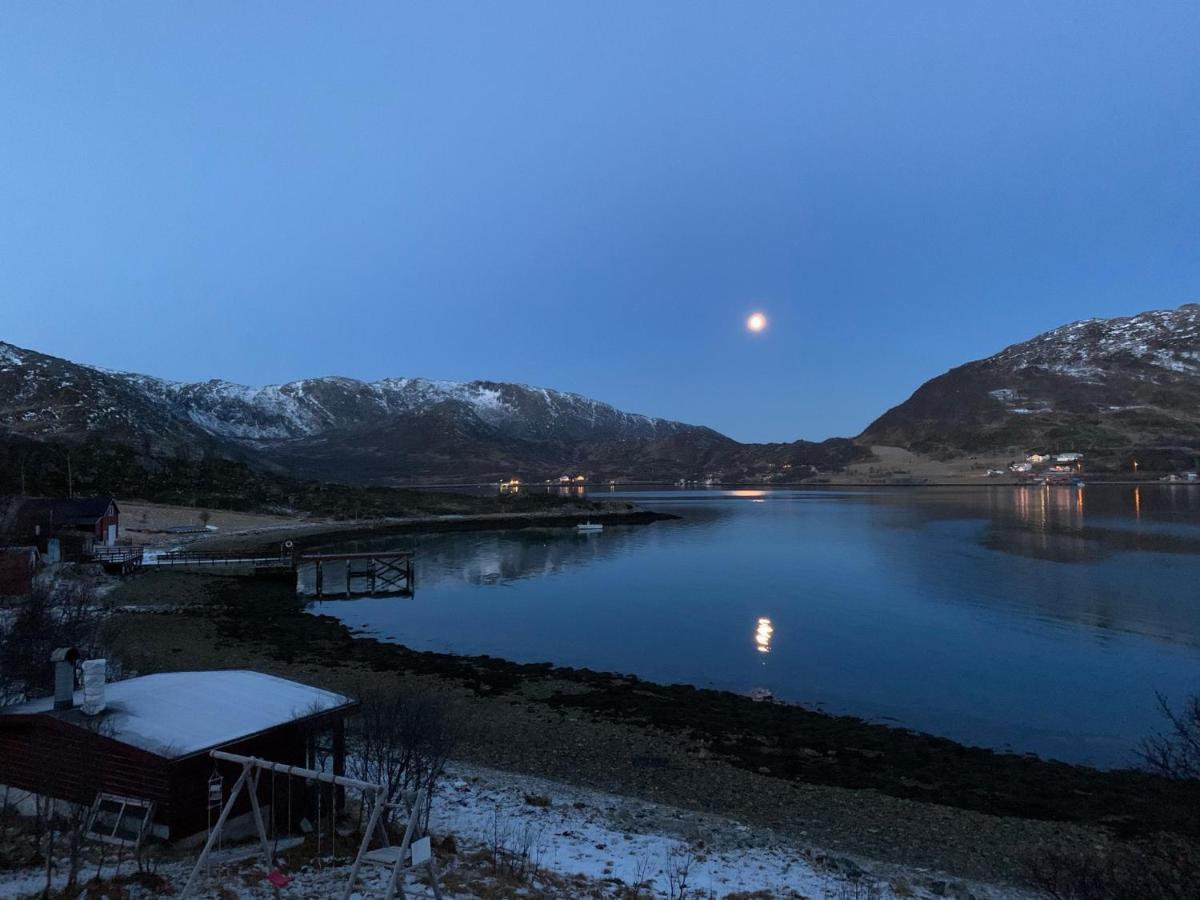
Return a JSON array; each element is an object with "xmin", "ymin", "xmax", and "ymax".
[
  {"xmin": 0, "ymin": 343, "xmax": 25, "ymax": 368},
  {"xmin": 991, "ymin": 304, "xmax": 1200, "ymax": 381}
]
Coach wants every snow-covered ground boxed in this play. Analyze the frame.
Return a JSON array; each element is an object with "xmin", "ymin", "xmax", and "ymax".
[{"xmin": 0, "ymin": 761, "xmax": 1027, "ymax": 899}]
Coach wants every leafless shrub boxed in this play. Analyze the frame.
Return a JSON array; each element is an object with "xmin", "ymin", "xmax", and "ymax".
[
  {"xmin": 485, "ymin": 809, "xmax": 545, "ymax": 882},
  {"xmin": 347, "ymin": 686, "xmax": 458, "ymax": 831},
  {"xmin": 1024, "ymin": 691, "xmax": 1200, "ymax": 899},
  {"xmin": 1028, "ymin": 835, "xmax": 1200, "ymax": 900},
  {"xmin": 0, "ymin": 573, "xmax": 107, "ymax": 705},
  {"xmin": 664, "ymin": 845, "xmax": 695, "ymax": 900},
  {"xmin": 1141, "ymin": 692, "xmax": 1200, "ymax": 782}
]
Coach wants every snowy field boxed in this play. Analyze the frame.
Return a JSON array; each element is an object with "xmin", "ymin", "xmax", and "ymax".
[{"xmin": 0, "ymin": 761, "xmax": 1027, "ymax": 899}]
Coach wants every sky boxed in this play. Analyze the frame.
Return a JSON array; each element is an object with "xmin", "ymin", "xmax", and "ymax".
[{"xmin": 1, "ymin": 3, "xmax": 1198, "ymax": 442}]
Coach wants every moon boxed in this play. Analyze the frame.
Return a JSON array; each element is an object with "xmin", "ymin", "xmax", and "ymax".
[{"xmin": 746, "ymin": 312, "xmax": 767, "ymax": 333}]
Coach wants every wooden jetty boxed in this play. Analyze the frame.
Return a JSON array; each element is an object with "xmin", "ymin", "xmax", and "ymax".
[
  {"xmin": 302, "ymin": 551, "xmax": 414, "ymax": 598},
  {"xmin": 90, "ymin": 545, "xmax": 145, "ymax": 575},
  {"xmin": 150, "ymin": 548, "xmax": 295, "ymax": 575},
  {"xmin": 121, "ymin": 543, "xmax": 416, "ymax": 598}
]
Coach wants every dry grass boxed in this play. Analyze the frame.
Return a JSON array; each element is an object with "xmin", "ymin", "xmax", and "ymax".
[{"xmin": 117, "ymin": 501, "xmax": 311, "ymax": 545}]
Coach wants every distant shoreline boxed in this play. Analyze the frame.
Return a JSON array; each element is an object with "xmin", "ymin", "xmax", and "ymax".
[
  {"xmin": 404, "ymin": 478, "xmax": 1195, "ymax": 489},
  {"xmin": 186, "ymin": 505, "xmax": 678, "ymax": 553}
]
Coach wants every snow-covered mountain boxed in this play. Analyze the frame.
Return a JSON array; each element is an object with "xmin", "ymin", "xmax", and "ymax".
[
  {"xmin": 861, "ymin": 303, "xmax": 1200, "ymax": 460},
  {"xmin": 0, "ymin": 342, "xmax": 857, "ymax": 483}
]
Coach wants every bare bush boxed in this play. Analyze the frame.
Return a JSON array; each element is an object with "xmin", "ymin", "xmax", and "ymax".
[
  {"xmin": 1026, "ymin": 691, "xmax": 1200, "ymax": 899},
  {"xmin": 0, "ymin": 572, "xmax": 107, "ymax": 705},
  {"xmin": 485, "ymin": 809, "xmax": 545, "ymax": 882},
  {"xmin": 346, "ymin": 686, "xmax": 458, "ymax": 831},
  {"xmin": 664, "ymin": 845, "xmax": 695, "ymax": 900},
  {"xmin": 1142, "ymin": 692, "xmax": 1200, "ymax": 782},
  {"xmin": 1029, "ymin": 836, "xmax": 1200, "ymax": 900}
]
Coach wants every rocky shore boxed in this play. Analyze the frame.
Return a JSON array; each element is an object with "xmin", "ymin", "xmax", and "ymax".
[{"xmin": 103, "ymin": 569, "xmax": 1199, "ymax": 894}]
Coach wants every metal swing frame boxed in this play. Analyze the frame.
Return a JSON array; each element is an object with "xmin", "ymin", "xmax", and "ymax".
[{"xmin": 180, "ymin": 750, "xmax": 442, "ymax": 900}]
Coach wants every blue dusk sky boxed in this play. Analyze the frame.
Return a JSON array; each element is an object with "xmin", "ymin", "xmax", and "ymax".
[{"xmin": 1, "ymin": 2, "xmax": 1197, "ymax": 442}]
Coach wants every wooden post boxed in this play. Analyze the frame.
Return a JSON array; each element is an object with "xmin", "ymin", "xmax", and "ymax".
[
  {"xmin": 345, "ymin": 560, "xmax": 351, "ymax": 598},
  {"xmin": 179, "ymin": 764, "xmax": 253, "ymax": 898},
  {"xmin": 340, "ymin": 788, "xmax": 386, "ymax": 900},
  {"xmin": 315, "ymin": 560, "xmax": 324, "ymax": 597},
  {"xmin": 333, "ymin": 716, "xmax": 347, "ymax": 814}
]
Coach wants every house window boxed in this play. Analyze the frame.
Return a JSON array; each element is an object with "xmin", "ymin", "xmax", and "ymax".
[{"xmin": 86, "ymin": 793, "xmax": 155, "ymax": 847}]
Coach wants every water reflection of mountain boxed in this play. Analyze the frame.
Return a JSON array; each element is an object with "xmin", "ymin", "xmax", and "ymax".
[
  {"xmin": 847, "ymin": 487, "xmax": 1200, "ymax": 648},
  {"xmin": 863, "ymin": 485, "xmax": 1200, "ymax": 563}
]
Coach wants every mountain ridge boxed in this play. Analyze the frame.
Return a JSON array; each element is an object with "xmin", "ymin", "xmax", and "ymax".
[
  {"xmin": 860, "ymin": 302, "xmax": 1200, "ymax": 466},
  {"xmin": 0, "ymin": 340, "xmax": 857, "ymax": 483}
]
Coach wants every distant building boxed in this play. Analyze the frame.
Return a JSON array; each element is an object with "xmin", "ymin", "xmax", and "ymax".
[
  {"xmin": 1056, "ymin": 452, "xmax": 1084, "ymax": 463},
  {"xmin": 1010, "ymin": 462, "xmax": 1033, "ymax": 473},
  {"xmin": 1026, "ymin": 453, "xmax": 1049, "ymax": 464},
  {"xmin": 0, "ymin": 546, "xmax": 39, "ymax": 596},
  {"xmin": 16, "ymin": 497, "xmax": 120, "ymax": 549}
]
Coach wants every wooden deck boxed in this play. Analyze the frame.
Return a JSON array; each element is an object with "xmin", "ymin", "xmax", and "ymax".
[
  {"xmin": 299, "ymin": 551, "xmax": 415, "ymax": 598},
  {"xmin": 113, "ymin": 545, "xmax": 416, "ymax": 598}
]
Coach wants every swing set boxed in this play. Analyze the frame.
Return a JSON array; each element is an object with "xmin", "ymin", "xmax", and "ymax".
[{"xmin": 180, "ymin": 750, "xmax": 442, "ymax": 899}]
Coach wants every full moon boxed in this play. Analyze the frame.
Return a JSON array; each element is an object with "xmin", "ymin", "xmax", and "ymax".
[{"xmin": 746, "ymin": 312, "xmax": 767, "ymax": 333}]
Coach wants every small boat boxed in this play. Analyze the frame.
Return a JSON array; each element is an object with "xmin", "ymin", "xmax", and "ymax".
[{"xmin": 576, "ymin": 521, "xmax": 604, "ymax": 533}]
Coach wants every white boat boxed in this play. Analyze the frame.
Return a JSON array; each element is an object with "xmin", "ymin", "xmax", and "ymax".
[{"xmin": 576, "ymin": 521, "xmax": 604, "ymax": 533}]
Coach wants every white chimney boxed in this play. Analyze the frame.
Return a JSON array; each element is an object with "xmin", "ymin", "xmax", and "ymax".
[{"xmin": 81, "ymin": 659, "xmax": 107, "ymax": 715}]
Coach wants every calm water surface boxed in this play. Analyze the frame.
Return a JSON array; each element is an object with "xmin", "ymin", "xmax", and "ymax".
[{"xmin": 308, "ymin": 486, "xmax": 1200, "ymax": 767}]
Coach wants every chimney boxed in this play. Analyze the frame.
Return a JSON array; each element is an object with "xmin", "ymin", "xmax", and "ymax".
[
  {"xmin": 81, "ymin": 659, "xmax": 107, "ymax": 715},
  {"xmin": 50, "ymin": 647, "xmax": 80, "ymax": 711}
]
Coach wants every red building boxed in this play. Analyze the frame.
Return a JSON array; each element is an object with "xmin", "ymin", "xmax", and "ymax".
[
  {"xmin": 0, "ymin": 667, "xmax": 356, "ymax": 840},
  {"xmin": 0, "ymin": 546, "xmax": 39, "ymax": 596},
  {"xmin": 15, "ymin": 497, "xmax": 121, "ymax": 552}
]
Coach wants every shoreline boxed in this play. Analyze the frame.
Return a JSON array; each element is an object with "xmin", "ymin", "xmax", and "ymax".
[
  {"xmin": 107, "ymin": 570, "xmax": 1200, "ymax": 890},
  {"xmin": 160, "ymin": 506, "xmax": 679, "ymax": 553}
]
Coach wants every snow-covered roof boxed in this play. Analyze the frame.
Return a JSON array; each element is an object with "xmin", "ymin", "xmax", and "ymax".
[{"xmin": 1, "ymin": 670, "xmax": 354, "ymax": 759}]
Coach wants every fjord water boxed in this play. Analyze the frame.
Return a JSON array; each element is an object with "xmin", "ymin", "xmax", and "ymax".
[{"xmin": 310, "ymin": 486, "xmax": 1200, "ymax": 767}]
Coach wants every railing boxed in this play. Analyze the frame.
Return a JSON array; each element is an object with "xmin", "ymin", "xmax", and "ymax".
[
  {"xmin": 90, "ymin": 546, "xmax": 145, "ymax": 565},
  {"xmin": 150, "ymin": 549, "xmax": 294, "ymax": 569}
]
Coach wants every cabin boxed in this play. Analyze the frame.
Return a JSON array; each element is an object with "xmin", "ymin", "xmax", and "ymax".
[
  {"xmin": 0, "ymin": 546, "xmax": 39, "ymax": 597},
  {"xmin": 15, "ymin": 497, "xmax": 120, "ymax": 553},
  {"xmin": 0, "ymin": 663, "xmax": 356, "ymax": 841}
]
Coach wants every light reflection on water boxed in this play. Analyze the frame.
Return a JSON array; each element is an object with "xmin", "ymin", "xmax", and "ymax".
[
  {"xmin": 755, "ymin": 617, "xmax": 774, "ymax": 654},
  {"xmin": 311, "ymin": 485, "xmax": 1200, "ymax": 768}
]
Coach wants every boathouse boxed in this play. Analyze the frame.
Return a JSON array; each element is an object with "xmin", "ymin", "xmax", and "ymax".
[
  {"xmin": 0, "ymin": 664, "xmax": 356, "ymax": 840},
  {"xmin": 16, "ymin": 496, "xmax": 121, "ymax": 550}
]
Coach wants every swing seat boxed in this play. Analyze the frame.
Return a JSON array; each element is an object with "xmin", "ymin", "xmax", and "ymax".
[{"xmin": 266, "ymin": 869, "xmax": 294, "ymax": 888}]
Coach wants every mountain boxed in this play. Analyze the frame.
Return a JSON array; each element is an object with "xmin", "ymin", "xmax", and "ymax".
[
  {"xmin": 861, "ymin": 303, "xmax": 1200, "ymax": 464},
  {"xmin": 0, "ymin": 342, "xmax": 859, "ymax": 484}
]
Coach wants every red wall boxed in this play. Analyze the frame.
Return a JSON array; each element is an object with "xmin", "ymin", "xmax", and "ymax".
[{"xmin": 0, "ymin": 712, "xmax": 344, "ymax": 840}]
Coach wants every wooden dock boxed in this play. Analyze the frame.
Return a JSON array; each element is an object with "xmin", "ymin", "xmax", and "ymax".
[
  {"xmin": 149, "ymin": 548, "xmax": 295, "ymax": 575},
  {"xmin": 300, "ymin": 551, "xmax": 414, "ymax": 598},
  {"xmin": 122, "ymin": 544, "xmax": 416, "ymax": 598},
  {"xmin": 90, "ymin": 545, "xmax": 145, "ymax": 575}
]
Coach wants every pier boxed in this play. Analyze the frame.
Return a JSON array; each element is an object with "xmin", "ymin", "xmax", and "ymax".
[
  {"xmin": 111, "ymin": 543, "xmax": 416, "ymax": 598},
  {"xmin": 300, "ymin": 551, "xmax": 415, "ymax": 598}
]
